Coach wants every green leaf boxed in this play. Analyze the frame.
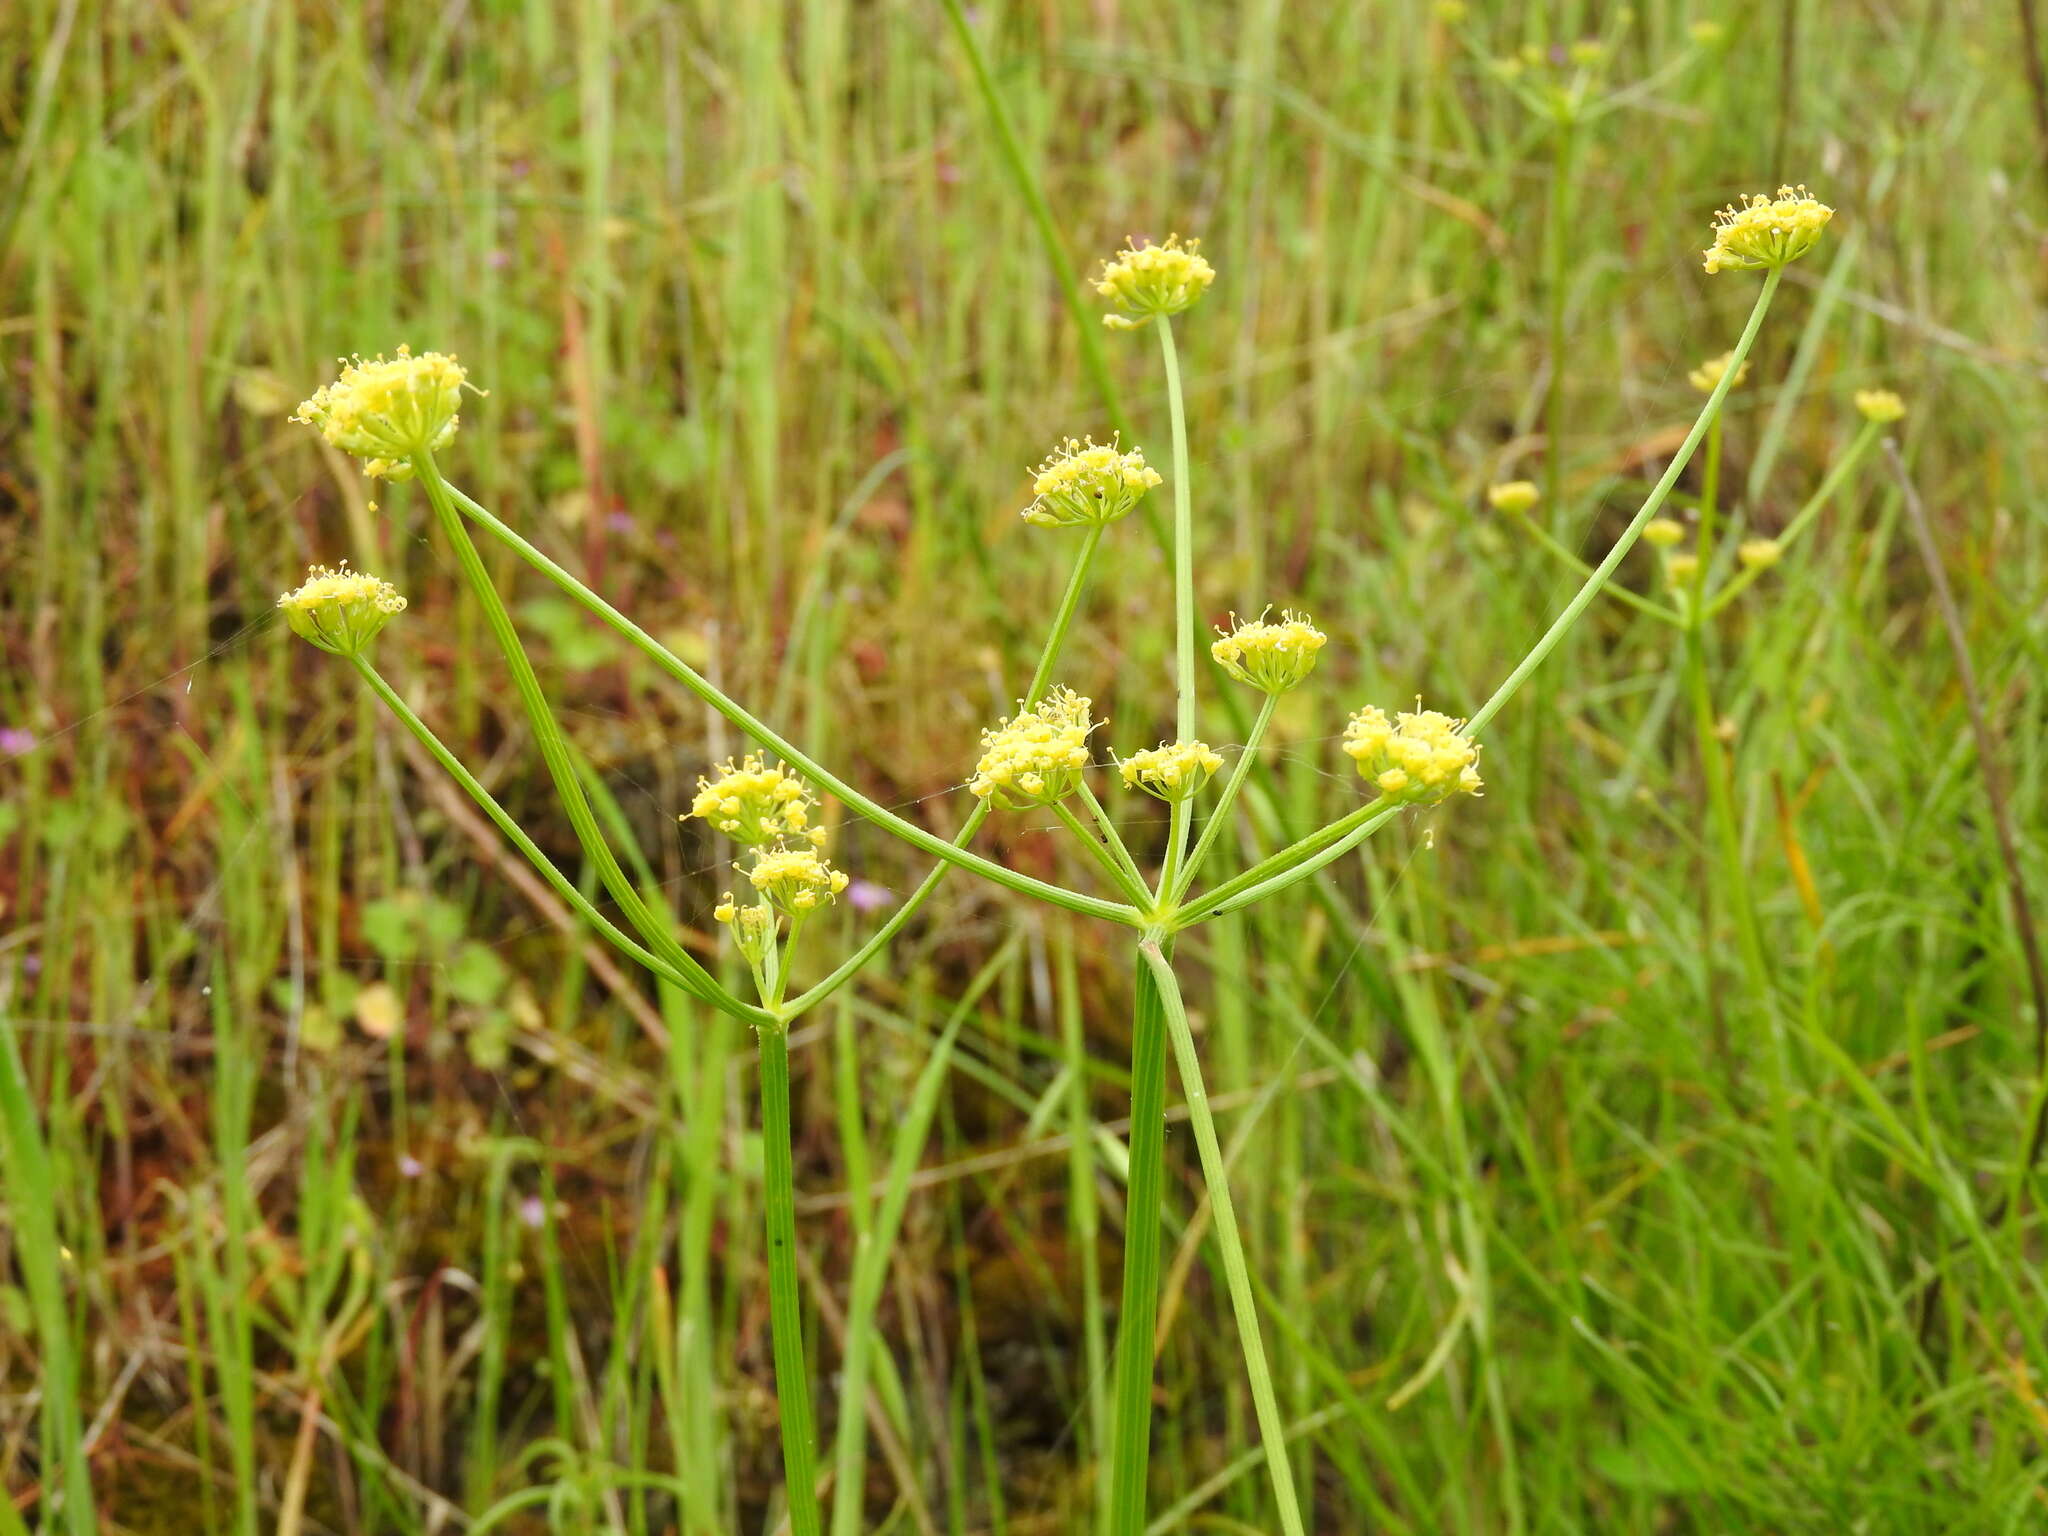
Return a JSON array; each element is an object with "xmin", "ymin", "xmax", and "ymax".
[
  {"xmin": 518, "ymin": 594, "xmax": 619, "ymax": 671},
  {"xmin": 447, "ymin": 941, "xmax": 512, "ymax": 1007},
  {"xmin": 361, "ymin": 892, "xmax": 466, "ymax": 963}
]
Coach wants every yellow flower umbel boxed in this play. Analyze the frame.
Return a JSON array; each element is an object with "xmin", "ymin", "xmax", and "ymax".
[
  {"xmin": 1487, "ymin": 480, "xmax": 1540, "ymax": 516},
  {"xmin": 277, "ymin": 562, "xmax": 407, "ymax": 656},
  {"xmin": 1688, "ymin": 351, "xmax": 1751, "ymax": 393},
  {"xmin": 970, "ymin": 688, "xmax": 1096, "ymax": 811},
  {"xmin": 1738, "ymin": 538, "xmax": 1783, "ymax": 569},
  {"xmin": 292, "ymin": 345, "xmax": 472, "ymax": 480},
  {"xmin": 745, "ymin": 846, "xmax": 850, "ymax": 918},
  {"xmin": 1643, "ymin": 517, "xmax": 1686, "ymax": 548},
  {"xmin": 1701, "ymin": 186, "xmax": 1833, "ymax": 275},
  {"xmin": 1024, "ymin": 436, "xmax": 1162, "ymax": 529},
  {"xmin": 1096, "ymin": 235, "xmax": 1215, "ymax": 329},
  {"xmin": 687, "ymin": 755, "xmax": 822, "ymax": 847},
  {"xmin": 1855, "ymin": 388, "xmax": 1907, "ymax": 424},
  {"xmin": 1210, "ymin": 610, "xmax": 1327, "ymax": 694},
  {"xmin": 1341, "ymin": 705, "xmax": 1482, "ymax": 804},
  {"xmin": 1118, "ymin": 741, "xmax": 1223, "ymax": 802}
]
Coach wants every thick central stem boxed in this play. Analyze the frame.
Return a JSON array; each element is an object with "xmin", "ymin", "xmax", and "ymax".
[
  {"xmin": 1107, "ymin": 933, "xmax": 1172, "ymax": 1533},
  {"xmin": 756, "ymin": 1025, "xmax": 822, "ymax": 1536}
]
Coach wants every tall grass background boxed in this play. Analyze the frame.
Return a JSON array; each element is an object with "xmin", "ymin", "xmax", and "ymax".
[{"xmin": 3, "ymin": 0, "xmax": 2046, "ymax": 1530}]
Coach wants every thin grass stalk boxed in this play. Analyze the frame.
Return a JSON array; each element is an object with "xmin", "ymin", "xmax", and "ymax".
[
  {"xmin": 826, "ymin": 958, "xmax": 992, "ymax": 1536},
  {"xmin": 933, "ymin": 0, "xmax": 1134, "ymax": 451},
  {"xmin": 0, "ymin": 1010, "xmax": 94, "ymax": 1536},
  {"xmin": 1542, "ymin": 115, "xmax": 1576, "ymax": 508},
  {"xmin": 1139, "ymin": 944, "xmax": 1307, "ymax": 1536}
]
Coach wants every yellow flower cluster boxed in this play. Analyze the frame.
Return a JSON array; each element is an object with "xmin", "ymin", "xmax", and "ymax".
[
  {"xmin": 970, "ymin": 688, "xmax": 1096, "ymax": 811},
  {"xmin": 1024, "ymin": 436, "xmax": 1162, "ymax": 529},
  {"xmin": 1701, "ymin": 186, "xmax": 1832, "ymax": 275},
  {"xmin": 1688, "ymin": 351, "xmax": 1751, "ymax": 394},
  {"xmin": 1663, "ymin": 552, "xmax": 1701, "ymax": 585},
  {"xmin": 1118, "ymin": 741, "xmax": 1223, "ymax": 802},
  {"xmin": 687, "ymin": 755, "xmax": 821, "ymax": 847},
  {"xmin": 292, "ymin": 345, "xmax": 471, "ymax": 480},
  {"xmin": 1855, "ymin": 388, "xmax": 1907, "ymax": 424},
  {"xmin": 1096, "ymin": 235, "xmax": 1215, "ymax": 329},
  {"xmin": 1738, "ymin": 538, "xmax": 1782, "ymax": 569},
  {"xmin": 1210, "ymin": 610, "xmax": 1326, "ymax": 694},
  {"xmin": 1644, "ymin": 517, "xmax": 1686, "ymax": 548},
  {"xmin": 743, "ymin": 846, "xmax": 850, "ymax": 917},
  {"xmin": 277, "ymin": 562, "xmax": 407, "ymax": 656},
  {"xmin": 1341, "ymin": 706, "xmax": 1482, "ymax": 804},
  {"xmin": 1487, "ymin": 481, "xmax": 1540, "ymax": 515}
]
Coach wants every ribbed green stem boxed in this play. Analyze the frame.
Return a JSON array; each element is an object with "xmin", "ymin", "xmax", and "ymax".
[
  {"xmin": 1028, "ymin": 522, "xmax": 1105, "ymax": 707},
  {"xmin": 1077, "ymin": 779, "xmax": 1148, "ymax": 893},
  {"xmin": 1140, "ymin": 945, "xmax": 1306, "ymax": 1536},
  {"xmin": 1174, "ymin": 693, "xmax": 1276, "ymax": 900},
  {"xmin": 1158, "ymin": 317, "xmax": 1197, "ymax": 748},
  {"xmin": 1183, "ymin": 795, "xmax": 1396, "ymax": 923},
  {"xmin": 1181, "ymin": 272, "xmax": 1790, "ymax": 925},
  {"xmin": 1185, "ymin": 279, "xmax": 1772, "ymax": 924},
  {"xmin": 784, "ymin": 522, "xmax": 1114, "ymax": 1019},
  {"xmin": 1464, "ymin": 268, "xmax": 1780, "ymax": 739},
  {"xmin": 414, "ymin": 455, "xmax": 746, "ymax": 1012},
  {"xmin": 435, "ymin": 474, "xmax": 1139, "ymax": 926},
  {"xmin": 351, "ymin": 657, "xmax": 764, "ymax": 1019},
  {"xmin": 1509, "ymin": 513, "xmax": 1682, "ymax": 625},
  {"xmin": 1154, "ymin": 798, "xmax": 1191, "ymax": 906},
  {"xmin": 1054, "ymin": 801, "xmax": 1157, "ymax": 907},
  {"xmin": 757, "ymin": 1025, "xmax": 822, "ymax": 1536},
  {"xmin": 1107, "ymin": 935, "xmax": 1172, "ymax": 1534}
]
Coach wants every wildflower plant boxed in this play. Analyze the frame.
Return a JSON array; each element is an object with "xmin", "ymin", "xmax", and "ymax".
[{"xmin": 286, "ymin": 187, "xmax": 1828, "ymax": 1536}]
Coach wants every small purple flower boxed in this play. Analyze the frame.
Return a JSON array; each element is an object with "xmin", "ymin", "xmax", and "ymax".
[
  {"xmin": 606, "ymin": 511, "xmax": 637, "ymax": 534},
  {"xmin": 0, "ymin": 728, "xmax": 35, "ymax": 757},
  {"xmin": 398, "ymin": 1154, "xmax": 425, "ymax": 1179},
  {"xmin": 846, "ymin": 878, "xmax": 895, "ymax": 913},
  {"xmin": 519, "ymin": 1195, "xmax": 548, "ymax": 1230}
]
